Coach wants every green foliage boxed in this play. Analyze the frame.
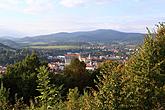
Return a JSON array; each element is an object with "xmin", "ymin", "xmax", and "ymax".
[
  {"xmin": 64, "ymin": 58, "xmax": 86, "ymax": 78},
  {"xmin": 63, "ymin": 58, "xmax": 91, "ymax": 93},
  {"xmin": 96, "ymin": 60, "xmax": 119, "ymax": 84},
  {"xmin": 124, "ymin": 23, "xmax": 165, "ymax": 109},
  {"xmin": 66, "ymin": 87, "xmax": 80, "ymax": 110},
  {"xmin": 36, "ymin": 66, "xmax": 62, "ymax": 109},
  {"xmin": 3, "ymin": 53, "xmax": 44, "ymax": 104},
  {"xmin": 0, "ymin": 80, "xmax": 9, "ymax": 110},
  {"xmin": 94, "ymin": 61, "xmax": 125, "ymax": 110},
  {"xmin": 13, "ymin": 96, "xmax": 28, "ymax": 110}
]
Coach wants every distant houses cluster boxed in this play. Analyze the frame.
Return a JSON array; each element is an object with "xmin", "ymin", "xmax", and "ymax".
[
  {"xmin": 48, "ymin": 53, "xmax": 99, "ymax": 73},
  {"xmin": 0, "ymin": 66, "xmax": 6, "ymax": 75},
  {"xmin": 0, "ymin": 53, "xmax": 100, "ymax": 75},
  {"xmin": 47, "ymin": 50, "xmax": 133, "ymax": 73}
]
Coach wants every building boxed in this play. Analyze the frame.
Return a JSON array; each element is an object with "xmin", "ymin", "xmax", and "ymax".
[
  {"xmin": 0, "ymin": 66, "xmax": 6, "ymax": 75},
  {"xmin": 64, "ymin": 53, "xmax": 81, "ymax": 65},
  {"xmin": 48, "ymin": 62, "xmax": 65, "ymax": 73},
  {"xmin": 86, "ymin": 63, "xmax": 95, "ymax": 71}
]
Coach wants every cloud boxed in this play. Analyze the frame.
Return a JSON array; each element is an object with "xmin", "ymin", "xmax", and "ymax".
[
  {"xmin": 0, "ymin": 0, "xmax": 20, "ymax": 11},
  {"xmin": 0, "ymin": 0, "xmax": 56, "ymax": 14},
  {"xmin": 60, "ymin": 0, "xmax": 86, "ymax": 7},
  {"xmin": 133, "ymin": 0, "xmax": 140, "ymax": 2},
  {"xmin": 23, "ymin": 0, "xmax": 55, "ymax": 14},
  {"xmin": 60, "ymin": 0, "xmax": 112, "ymax": 7}
]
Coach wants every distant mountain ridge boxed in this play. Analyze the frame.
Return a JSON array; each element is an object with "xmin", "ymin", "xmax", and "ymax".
[
  {"xmin": 18, "ymin": 29, "xmax": 145, "ymax": 43},
  {"xmin": 0, "ymin": 38, "xmax": 20, "ymax": 48},
  {"xmin": 0, "ymin": 43, "xmax": 15, "ymax": 50}
]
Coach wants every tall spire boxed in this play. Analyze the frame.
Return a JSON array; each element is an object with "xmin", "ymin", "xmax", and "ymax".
[{"xmin": 88, "ymin": 54, "xmax": 91, "ymax": 59}]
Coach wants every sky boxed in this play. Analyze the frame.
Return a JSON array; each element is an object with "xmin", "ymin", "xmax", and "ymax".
[{"xmin": 0, "ymin": 0, "xmax": 165, "ymax": 37}]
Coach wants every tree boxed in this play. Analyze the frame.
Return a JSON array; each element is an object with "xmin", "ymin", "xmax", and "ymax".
[
  {"xmin": 66, "ymin": 87, "xmax": 80, "ymax": 110},
  {"xmin": 0, "ymin": 80, "xmax": 9, "ymax": 110},
  {"xmin": 36, "ymin": 66, "xmax": 62, "ymax": 110},
  {"xmin": 124, "ymin": 23, "xmax": 165, "ymax": 109},
  {"xmin": 64, "ymin": 58, "xmax": 86, "ymax": 78},
  {"xmin": 63, "ymin": 58, "xmax": 89, "ymax": 92},
  {"xmin": 3, "ymin": 53, "xmax": 44, "ymax": 104},
  {"xmin": 93, "ymin": 61, "xmax": 128, "ymax": 110}
]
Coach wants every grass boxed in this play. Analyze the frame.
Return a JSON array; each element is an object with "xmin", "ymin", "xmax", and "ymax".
[
  {"xmin": 30, "ymin": 42, "xmax": 48, "ymax": 45},
  {"xmin": 29, "ymin": 45, "xmax": 79, "ymax": 49}
]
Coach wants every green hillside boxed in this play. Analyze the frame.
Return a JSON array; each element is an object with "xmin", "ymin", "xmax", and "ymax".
[{"xmin": 0, "ymin": 43, "xmax": 15, "ymax": 50}]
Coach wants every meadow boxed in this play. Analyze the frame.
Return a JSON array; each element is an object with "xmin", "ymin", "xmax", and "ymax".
[{"xmin": 29, "ymin": 45, "xmax": 79, "ymax": 49}]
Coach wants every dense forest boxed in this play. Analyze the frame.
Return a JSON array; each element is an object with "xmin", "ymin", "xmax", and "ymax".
[{"xmin": 0, "ymin": 23, "xmax": 165, "ymax": 110}]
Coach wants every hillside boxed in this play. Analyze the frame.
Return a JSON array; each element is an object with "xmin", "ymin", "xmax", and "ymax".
[
  {"xmin": 0, "ymin": 38, "xmax": 20, "ymax": 48},
  {"xmin": 18, "ymin": 29, "xmax": 145, "ymax": 43},
  {"xmin": 0, "ymin": 43, "xmax": 15, "ymax": 50}
]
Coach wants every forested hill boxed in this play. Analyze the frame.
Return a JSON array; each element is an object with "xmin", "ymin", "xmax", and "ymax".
[
  {"xmin": 0, "ymin": 39, "xmax": 20, "ymax": 49},
  {"xmin": 19, "ymin": 29, "xmax": 144, "ymax": 43},
  {"xmin": 0, "ymin": 43, "xmax": 15, "ymax": 50}
]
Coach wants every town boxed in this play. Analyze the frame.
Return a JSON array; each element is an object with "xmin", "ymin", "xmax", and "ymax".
[{"xmin": 0, "ymin": 42, "xmax": 137, "ymax": 75}]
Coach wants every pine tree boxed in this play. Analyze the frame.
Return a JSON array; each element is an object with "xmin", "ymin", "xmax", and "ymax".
[{"xmin": 36, "ymin": 66, "xmax": 62, "ymax": 110}]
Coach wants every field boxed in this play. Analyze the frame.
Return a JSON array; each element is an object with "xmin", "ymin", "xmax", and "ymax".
[
  {"xmin": 30, "ymin": 42, "xmax": 48, "ymax": 45},
  {"xmin": 29, "ymin": 45, "xmax": 79, "ymax": 49}
]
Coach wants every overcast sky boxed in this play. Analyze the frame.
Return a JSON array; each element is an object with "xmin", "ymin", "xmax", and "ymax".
[{"xmin": 0, "ymin": 0, "xmax": 165, "ymax": 36}]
